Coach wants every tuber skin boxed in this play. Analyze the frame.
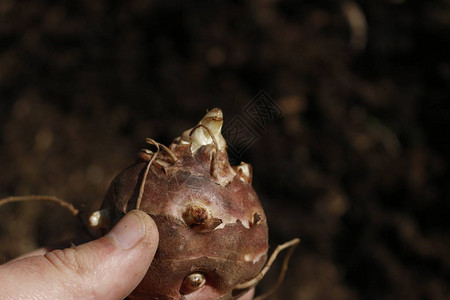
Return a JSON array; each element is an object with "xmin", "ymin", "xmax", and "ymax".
[{"xmin": 96, "ymin": 108, "xmax": 269, "ymax": 299}]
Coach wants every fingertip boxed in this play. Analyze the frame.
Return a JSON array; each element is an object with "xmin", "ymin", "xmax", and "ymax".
[
  {"xmin": 76, "ymin": 210, "xmax": 159, "ymax": 298},
  {"xmin": 127, "ymin": 209, "xmax": 159, "ymax": 250}
]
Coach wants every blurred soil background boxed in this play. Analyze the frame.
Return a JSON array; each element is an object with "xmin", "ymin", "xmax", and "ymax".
[{"xmin": 0, "ymin": 1, "xmax": 449, "ymax": 299}]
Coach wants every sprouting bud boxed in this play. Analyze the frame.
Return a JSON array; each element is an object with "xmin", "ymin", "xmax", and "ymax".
[
  {"xmin": 88, "ymin": 208, "xmax": 111, "ymax": 229},
  {"xmin": 250, "ymin": 212, "xmax": 262, "ymax": 227},
  {"xmin": 183, "ymin": 203, "xmax": 210, "ymax": 226},
  {"xmin": 180, "ymin": 272, "xmax": 206, "ymax": 295},
  {"xmin": 179, "ymin": 108, "xmax": 227, "ymax": 154},
  {"xmin": 182, "ymin": 202, "xmax": 223, "ymax": 231},
  {"xmin": 233, "ymin": 162, "xmax": 253, "ymax": 184}
]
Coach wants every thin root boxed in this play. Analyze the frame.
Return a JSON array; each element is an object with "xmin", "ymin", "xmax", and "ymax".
[
  {"xmin": 0, "ymin": 195, "xmax": 79, "ymax": 216},
  {"xmin": 135, "ymin": 137, "xmax": 179, "ymax": 211},
  {"xmin": 234, "ymin": 238, "xmax": 300, "ymax": 299},
  {"xmin": 144, "ymin": 138, "xmax": 178, "ymax": 163},
  {"xmin": 189, "ymin": 124, "xmax": 219, "ymax": 179},
  {"xmin": 151, "ymin": 139, "xmax": 178, "ymax": 162},
  {"xmin": 136, "ymin": 138, "xmax": 161, "ymax": 210}
]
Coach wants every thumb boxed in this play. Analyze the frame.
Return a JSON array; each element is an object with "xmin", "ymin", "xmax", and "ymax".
[{"xmin": 0, "ymin": 210, "xmax": 159, "ymax": 300}]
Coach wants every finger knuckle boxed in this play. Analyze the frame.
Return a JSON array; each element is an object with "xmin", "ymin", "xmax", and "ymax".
[
  {"xmin": 44, "ymin": 249, "xmax": 99, "ymax": 299},
  {"xmin": 44, "ymin": 248, "xmax": 85, "ymax": 275}
]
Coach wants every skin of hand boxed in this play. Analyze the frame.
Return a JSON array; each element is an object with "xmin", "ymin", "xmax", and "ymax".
[{"xmin": 0, "ymin": 210, "xmax": 254, "ymax": 300}]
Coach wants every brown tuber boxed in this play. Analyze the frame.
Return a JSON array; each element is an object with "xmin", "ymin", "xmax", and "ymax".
[{"xmin": 96, "ymin": 108, "xmax": 267, "ymax": 299}]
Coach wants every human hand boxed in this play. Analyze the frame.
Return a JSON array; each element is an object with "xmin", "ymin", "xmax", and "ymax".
[
  {"xmin": 0, "ymin": 210, "xmax": 254, "ymax": 299},
  {"xmin": 0, "ymin": 210, "xmax": 158, "ymax": 299}
]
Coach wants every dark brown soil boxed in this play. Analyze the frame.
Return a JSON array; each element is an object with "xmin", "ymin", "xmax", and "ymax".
[{"xmin": 1, "ymin": 1, "xmax": 449, "ymax": 299}]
